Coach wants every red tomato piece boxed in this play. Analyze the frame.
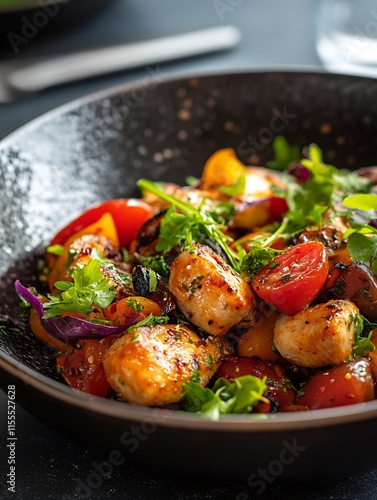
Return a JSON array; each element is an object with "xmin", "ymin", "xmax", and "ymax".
[
  {"xmin": 50, "ymin": 198, "xmax": 154, "ymax": 248},
  {"xmin": 252, "ymin": 241, "xmax": 329, "ymax": 316},
  {"xmin": 297, "ymin": 358, "xmax": 375, "ymax": 410},
  {"xmin": 215, "ymin": 356, "xmax": 296, "ymax": 411},
  {"xmin": 56, "ymin": 336, "xmax": 118, "ymax": 397}
]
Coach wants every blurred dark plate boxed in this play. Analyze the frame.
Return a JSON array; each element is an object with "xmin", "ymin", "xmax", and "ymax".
[{"xmin": 1, "ymin": 71, "xmax": 377, "ymax": 483}]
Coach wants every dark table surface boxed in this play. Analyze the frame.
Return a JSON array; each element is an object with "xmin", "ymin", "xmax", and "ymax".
[{"xmin": 1, "ymin": 1, "xmax": 377, "ymax": 499}]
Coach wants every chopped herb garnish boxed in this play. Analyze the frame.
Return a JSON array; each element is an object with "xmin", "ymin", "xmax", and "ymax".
[
  {"xmin": 42, "ymin": 259, "xmax": 116, "ymax": 319},
  {"xmin": 126, "ymin": 298, "xmax": 144, "ymax": 312},
  {"xmin": 240, "ymin": 244, "xmax": 282, "ymax": 281},
  {"xmin": 138, "ymin": 255, "xmax": 170, "ymax": 278},
  {"xmin": 137, "ymin": 179, "xmax": 240, "ymax": 271},
  {"xmin": 126, "ymin": 313, "xmax": 169, "ymax": 332}
]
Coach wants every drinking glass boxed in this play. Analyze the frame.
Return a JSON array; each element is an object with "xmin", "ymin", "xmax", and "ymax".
[{"xmin": 316, "ymin": 0, "xmax": 377, "ymax": 77}]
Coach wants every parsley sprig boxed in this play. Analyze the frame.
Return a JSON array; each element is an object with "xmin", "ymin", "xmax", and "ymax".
[
  {"xmin": 239, "ymin": 244, "xmax": 282, "ymax": 281},
  {"xmin": 43, "ymin": 259, "xmax": 116, "ymax": 319},
  {"xmin": 137, "ymin": 179, "xmax": 240, "ymax": 271},
  {"xmin": 182, "ymin": 373, "xmax": 267, "ymax": 420}
]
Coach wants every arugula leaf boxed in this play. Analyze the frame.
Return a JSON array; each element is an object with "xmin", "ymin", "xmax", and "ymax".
[
  {"xmin": 43, "ymin": 259, "xmax": 116, "ymax": 318},
  {"xmin": 137, "ymin": 179, "xmax": 239, "ymax": 271},
  {"xmin": 266, "ymin": 136, "xmax": 301, "ymax": 171},
  {"xmin": 182, "ymin": 374, "xmax": 267, "ymax": 420}
]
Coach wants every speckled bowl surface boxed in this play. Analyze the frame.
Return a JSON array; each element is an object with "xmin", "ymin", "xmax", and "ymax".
[{"xmin": 1, "ymin": 71, "xmax": 377, "ymax": 481}]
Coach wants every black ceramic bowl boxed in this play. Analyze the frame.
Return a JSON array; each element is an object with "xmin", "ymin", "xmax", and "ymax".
[{"xmin": 1, "ymin": 71, "xmax": 377, "ymax": 483}]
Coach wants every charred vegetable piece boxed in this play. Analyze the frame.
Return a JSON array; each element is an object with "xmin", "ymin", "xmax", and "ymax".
[
  {"xmin": 132, "ymin": 265, "xmax": 176, "ymax": 315},
  {"xmin": 135, "ymin": 211, "xmax": 167, "ymax": 256},
  {"xmin": 324, "ymin": 261, "xmax": 377, "ymax": 321},
  {"xmin": 56, "ymin": 336, "xmax": 119, "ymax": 397}
]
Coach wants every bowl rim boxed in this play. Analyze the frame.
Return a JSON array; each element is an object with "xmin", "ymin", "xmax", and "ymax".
[
  {"xmin": 1, "ymin": 67, "xmax": 375, "ymax": 146},
  {"xmin": 3, "ymin": 349, "xmax": 377, "ymax": 431},
  {"xmin": 2, "ymin": 68, "xmax": 377, "ymax": 432}
]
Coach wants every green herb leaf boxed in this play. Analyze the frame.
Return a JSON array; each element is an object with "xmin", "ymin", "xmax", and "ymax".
[
  {"xmin": 218, "ymin": 169, "xmax": 246, "ymax": 197},
  {"xmin": 43, "ymin": 259, "xmax": 116, "ymax": 318},
  {"xmin": 138, "ymin": 255, "xmax": 170, "ymax": 278},
  {"xmin": 347, "ymin": 232, "xmax": 377, "ymax": 274},
  {"xmin": 266, "ymin": 136, "xmax": 301, "ymax": 171},
  {"xmin": 126, "ymin": 313, "xmax": 169, "ymax": 332},
  {"xmin": 267, "ymin": 144, "xmax": 370, "ymax": 246},
  {"xmin": 351, "ymin": 313, "xmax": 376, "ymax": 356},
  {"xmin": 343, "ymin": 193, "xmax": 377, "ymax": 211},
  {"xmin": 240, "ymin": 244, "xmax": 282, "ymax": 281},
  {"xmin": 46, "ymin": 244, "xmax": 64, "ymax": 256},
  {"xmin": 137, "ymin": 179, "xmax": 239, "ymax": 271},
  {"xmin": 182, "ymin": 374, "xmax": 267, "ymax": 420}
]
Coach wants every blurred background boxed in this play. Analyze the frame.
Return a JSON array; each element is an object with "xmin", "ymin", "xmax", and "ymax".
[{"xmin": 0, "ymin": 0, "xmax": 319, "ymax": 138}]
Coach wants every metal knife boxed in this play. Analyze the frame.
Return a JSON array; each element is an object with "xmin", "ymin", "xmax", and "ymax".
[{"xmin": 0, "ymin": 25, "xmax": 241, "ymax": 102}]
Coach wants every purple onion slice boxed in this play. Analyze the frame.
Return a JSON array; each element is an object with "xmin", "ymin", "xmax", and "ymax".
[{"xmin": 14, "ymin": 280, "xmax": 140, "ymax": 341}]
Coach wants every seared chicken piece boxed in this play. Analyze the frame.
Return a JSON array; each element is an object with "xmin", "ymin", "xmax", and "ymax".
[
  {"xmin": 68, "ymin": 234, "xmax": 121, "ymax": 264},
  {"xmin": 103, "ymin": 324, "xmax": 225, "ymax": 406},
  {"xmin": 273, "ymin": 300, "xmax": 359, "ymax": 368},
  {"xmin": 168, "ymin": 244, "xmax": 255, "ymax": 335}
]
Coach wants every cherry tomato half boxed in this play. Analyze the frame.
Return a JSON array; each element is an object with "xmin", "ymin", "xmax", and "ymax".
[
  {"xmin": 252, "ymin": 241, "xmax": 329, "ymax": 316},
  {"xmin": 50, "ymin": 198, "xmax": 154, "ymax": 249},
  {"xmin": 297, "ymin": 358, "xmax": 375, "ymax": 410},
  {"xmin": 56, "ymin": 337, "xmax": 118, "ymax": 397}
]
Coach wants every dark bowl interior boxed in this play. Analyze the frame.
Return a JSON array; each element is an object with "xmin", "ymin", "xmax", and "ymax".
[{"xmin": 2, "ymin": 71, "xmax": 377, "ymax": 482}]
